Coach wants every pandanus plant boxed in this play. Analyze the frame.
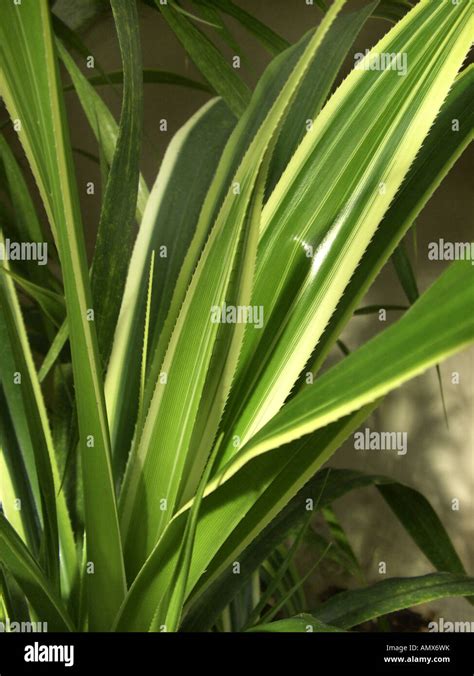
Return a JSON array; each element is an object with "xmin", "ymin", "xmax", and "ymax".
[{"xmin": 0, "ymin": 0, "xmax": 473, "ymax": 632}]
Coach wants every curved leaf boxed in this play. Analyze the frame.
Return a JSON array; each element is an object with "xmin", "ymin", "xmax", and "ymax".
[
  {"xmin": 158, "ymin": 1, "xmax": 251, "ymax": 117},
  {"xmin": 65, "ymin": 68, "xmax": 213, "ymax": 92},
  {"xmin": 311, "ymin": 573, "xmax": 474, "ymax": 629},
  {"xmin": 119, "ymin": 0, "xmax": 348, "ymax": 577},
  {"xmin": 90, "ymin": 0, "xmax": 143, "ymax": 369},
  {"xmin": 214, "ymin": 261, "xmax": 473, "ymax": 487},
  {"xmin": 0, "ymin": 0, "xmax": 126, "ymax": 630},
  {"xmin": 218, "ymin": 0, "xmax": 472, "ymax": 465},
  {"xmin": 250, "ymin": 615, "xmax": 341, "ymax": 632},
  {"xmin": 106, "ymin": 98, "xmax": 236, "ymax": 479},
  {"xmin": 0, "ymin": 514, "xmax": 74, "ymax": 632}
]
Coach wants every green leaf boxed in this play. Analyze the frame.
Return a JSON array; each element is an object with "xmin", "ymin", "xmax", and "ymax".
[
  {"xmin": 215, "ymin": 261, "xmax": 473, "ymax": 485},
  {"xmin": 392, "ymin": 233, "xmax": 449, "ymax": 427},
  {"xmin": 392, "ymin": 238, "xmax": 419, "ymax": 304},
  {"xmin": 0, "ymin": 0, "xmax": 126, "ymax": 630},
  {"xmin": 250, "ymin": 614, "xmax": 341, "ymax": 633},
  {"xmin": 158, "ymin": 1, "xmax": 251, "ymax": 117},
  {"xmin": 191, "ymin": 1, "xmax": 246, "ymax": 59},
  {"xmin": 311, "ymin": 573, "xmax": 474, "ymax": 629},
  {"xmin": 0, "ymin": 235, "xmax": 75, "ymax": 592},
  {"xmin": 168, "ymin": 0, "xmax": 223, "ymax": 28},
  {"xmin": 141, "ymin": 8, "xmax": 366, "ymax": 411},
  {"xmin": 57, "ymin": 40, "xmax": 149, "ymax": 221},
  {"xmin": 0, "ymin": 135, "xmax": 59, "ymax": 312},
  {"xmin": 0, "ymin": 565, "xmax": 30, "ymax": 625},
  {"xmin": 218, "ymin": 0, "xmax": 472, "ymax": 467},
  {"xmin": 154, "ymin": 434, "xmax": 225, "ymax": 632},
  {"xmin": 197, "ymin": 0, "xmax": 290, "ymax": 56},
  {"xmin": 267, "ymin": 0, "xmax": 379, "ymax": 193},
  {"xmin": 114, "ymin": 405, "xmax": 375, "ymax": 631},
  {"xmin": 321, "ymin": 506, "xmax": 364, "ymax": 581},
  {"xmin": 119, "ymin": 104, "xmax": 270, "ymax": 575},
  {"xmin": 141, "ymin": 36, "xmax": 307, "ymax": 415},
  {"xmin": 182, "ymin": 463, "xmax": 465, "ymax": 630},
  {"xmin": 38, "ymin": 320, "xmax": 69, "ymax": 383},
  {"xmin": 0, "ymin": 397, "xmax": 40, "ymax": 554},
  {"xmin": 119, "ymin": 0, "xmax": 349, "ymax": 578},
  {"xmin": 105, "ymin": 98, "xmax": 236, "ymax": 478},
  {"xmin": 1, "ymin": 268, "xmax": 65, "ymax": 328},
  {"xmin": 306, "ymin": 63, "xmax": 474, "ymax": 378},
  {"xmin": 181, "ymin": 468, "xmax": 339, "ymax": 631},
  {"xmin": 90, "ymin": 0, "xmax": 143, "ymax": 369},
  {"xmin": 0, "ymin": 312, "xmax": 41, "ymax": 523},
  {"xmin": 0, "ymin": 514, "xmax": 74, "ymax": 632},
  {"xmin": 65, "ymin": 68, "xmax": 213, "ymax": 93},
  {"xmin": 375, "ymin": 0, "xmax": 413, "ymax": 23},
  {"xmin": 377, "ymin": 483, "xmax": 466, "ymax": 576},
  {"xmin": 244, "ymin": 514, "xmax": 314, "ymax": 629},
  {"xmin": 0, "ymin": 135, "xmax": 45, "ymax": 243}
]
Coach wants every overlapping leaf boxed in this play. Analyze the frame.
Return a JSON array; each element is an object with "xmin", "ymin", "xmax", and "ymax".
[
  {"xmin": 213, "ymin": 261, "xmax": 473, "ymax": 486},
  {"xmin": 105, "ymin": 99, "xmax": 236, "ymax": 478},
  {"xmin": 0, "ymin": 0, "xmax": 126, "ymax": 630},
  {"xmin": 119, "ymin": 0, "xmax": 348, "ymax": 577},
  {"xmin": 217, "ymin": 0, "xmax": 472, "ymax": 468}
]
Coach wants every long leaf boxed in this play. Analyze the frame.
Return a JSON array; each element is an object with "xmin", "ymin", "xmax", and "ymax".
[
  {"xmin": 198, "ymin": 0, "xmax": 290, "ymax": 56},
  {"xmin": 213, "ymin": 261, "xmax": 473, "ymax": 487},
  {"xmin": 182, "ymin": 465, "xmax": 466, "ymax": 631},
  {"xmin": 114, "ymin": 405, "xmax": 375, "ymax": 630},
  {"xmin": 377, "ymin": 483, "xmax": 466, "ymax": 576},
  {"xmin": 90, "ymin": 0, "xmax": 143, "ymax": 369},
  {"xmin": 0, "ymin": 235, "xmax": 75, "ymax": 592},
  {"xmin": 105, "ymin": 99, "xmax": 236, "ymax": 479},
  {"xmin": 0, "ymin": 135, "xmax": 45, "ymax": 244},
  {"xmin": 158, "ymin": 1, "xmax": 251, "ymax": 117},
  {"xmin": 0, "ymin": 0, "xmax": 126, "ymax": 630},
  {"xmin": 164, "ymin": 268, "xmax": 472, "ymax": 625},
  {"xmin": 305, "ymin": 63, "xmax": 473, "ymax": 378},
  {"xmin": 57, "ymin": 40, "xmax": 149, "ymax": 220},
  {"xmin": 66, "ymin": 68, "xmax": 213, "ymax": 92},
  {"xmin": 254, "ymin": 573, "xmax": 474, "ymax": 631},
  {"xmin": 0, "ymin": 514, "xmax": 74, "ymax": 632},
  {"xmin": 119, "ymin": 0, "xmax": 348, "ymax": 577},
  {"xmin": 267, "ymin": 0, "xmax": 379, "ymax": 193},
  {"xmin": 311, "ymin": 573, "xmax": 474, "ymax": 629},
  {"xmin": 217, "ymin": 0, "xmax": 472, "ymax": 466},
  {"xmin": 250, "ymin": 615, "xmax": 341, "ymax": 632},
  {"xmin": 0, "ymin": 397, "xmax": 40, "ymax": 553},
  {"xmin": 143, "ymin": 4, "xmax": 378, "ymax": 409}
]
